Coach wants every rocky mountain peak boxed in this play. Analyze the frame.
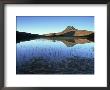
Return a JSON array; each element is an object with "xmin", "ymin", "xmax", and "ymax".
[{"xmin": 63, "ymin": 26, "xmax": 77, "ymax": 32}]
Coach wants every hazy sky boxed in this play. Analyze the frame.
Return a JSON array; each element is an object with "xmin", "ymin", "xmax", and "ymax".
[{"xmin": 16, "ymin": 16, "xmax": 94, "ymax": 35}]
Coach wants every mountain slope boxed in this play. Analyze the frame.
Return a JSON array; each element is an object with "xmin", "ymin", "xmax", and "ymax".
[{"xmin": 43, "ymin": 26, "xmax": 94, "ymax": 37}]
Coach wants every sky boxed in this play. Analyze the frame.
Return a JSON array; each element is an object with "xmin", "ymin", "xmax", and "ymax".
[{"xmin": 16, "ymin": 16, "xmax": 94, "ymax": 35}]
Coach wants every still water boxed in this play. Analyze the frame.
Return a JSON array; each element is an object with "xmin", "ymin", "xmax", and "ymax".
[{"xmin": 16, "ymin": 38, "xmax": 94, "ymax": 74}]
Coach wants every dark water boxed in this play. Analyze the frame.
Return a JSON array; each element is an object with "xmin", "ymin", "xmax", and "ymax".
[{"xmin": 16, "ymin": 37, "xmax": 94, "ymax": 74}]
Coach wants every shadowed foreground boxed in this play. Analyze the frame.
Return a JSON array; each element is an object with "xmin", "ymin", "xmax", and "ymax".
[{"xmin": 17, "ymin": 57, "xmax": 94, "ymax": 74}]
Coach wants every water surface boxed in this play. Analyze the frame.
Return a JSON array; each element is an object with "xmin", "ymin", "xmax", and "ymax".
[{"xmin": 16, "ymin": 37, "xmax": 94, "ymax": 74}]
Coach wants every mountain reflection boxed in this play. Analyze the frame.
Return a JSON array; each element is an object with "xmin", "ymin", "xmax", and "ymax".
[
  {"xmin": 17, "ymin": 37, "xmax": 94, "ymax": 47},
  {"xmin": 45, "ymin": 37, "xmax": 93, "ymax": 47}
]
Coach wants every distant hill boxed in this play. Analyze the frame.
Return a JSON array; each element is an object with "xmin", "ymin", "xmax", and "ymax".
[
  {"xmin": 16, "ymin": 31, "xmax": 40, "ymax": 43},
  {"xmin": 43, "ymin": 26, "xmax": 94, "ymax": 37},
  {"xmin": 16, "ymin": 31, "xmax": 39, "ymax": 39}
]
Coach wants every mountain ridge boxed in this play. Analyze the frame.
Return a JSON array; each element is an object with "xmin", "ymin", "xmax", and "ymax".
[{"xmin": 43, "ymin": 26, "xmax": 94, "ymax": 37}]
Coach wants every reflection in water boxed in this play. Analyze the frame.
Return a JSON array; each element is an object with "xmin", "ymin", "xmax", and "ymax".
[{"xmin": 16, "ymin": 37, "xmax": 94, "ymax": 74}]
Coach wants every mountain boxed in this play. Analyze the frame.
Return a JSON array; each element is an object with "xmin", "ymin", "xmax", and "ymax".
[
  {"xmin": 43, "ymin": 26, "xmax": 94, "ymax": 37},
  {"xmin": 16, "ymin": 26, "xmax": 94, "ymax": 43}
]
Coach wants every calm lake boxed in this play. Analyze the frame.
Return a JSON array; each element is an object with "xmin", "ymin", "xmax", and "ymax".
[{"xmin": 16, "ymin": 37, "xmax": 94, "ymax": 74}]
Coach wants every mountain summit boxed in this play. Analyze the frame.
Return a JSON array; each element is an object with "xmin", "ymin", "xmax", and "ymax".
[{"xmin": 63, "ymin": 26, "xmax": 77, "ymax": 32}]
